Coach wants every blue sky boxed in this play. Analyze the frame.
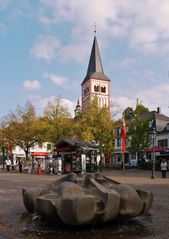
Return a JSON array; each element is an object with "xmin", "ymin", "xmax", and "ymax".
[{"xmin": 1, "ymin": 0, "xmax": 169, "ymax": 120}]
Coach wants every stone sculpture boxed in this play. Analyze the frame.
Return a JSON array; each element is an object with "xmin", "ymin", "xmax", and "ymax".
[{"xmin": 22, "ymin": 173, "xmax": 153, "ymax": 226}]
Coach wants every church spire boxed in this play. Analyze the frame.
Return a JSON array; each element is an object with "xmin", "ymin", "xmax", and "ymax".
[
  {"xmin": 87, "ymin": 36, "xmax": 104, "ymax": 75},
  {"xmin": 81, "ymin": 33, "xmax": 111, "ymax": 112},
  {"xmin": 82, "ymin": 34, "xmax": 110, "ymax": 85}
]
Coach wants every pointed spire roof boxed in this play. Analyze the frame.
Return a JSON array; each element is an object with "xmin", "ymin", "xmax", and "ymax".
[
  {"xmin": 82, "ymin": 36, "xmax": 110, "ymax": 85},
  {"xmin": 76, "ymin": 99, "xmax": 81, "ymax": 108}
]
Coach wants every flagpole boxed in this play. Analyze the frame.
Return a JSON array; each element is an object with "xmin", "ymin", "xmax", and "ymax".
[
  {"xmin": 122, "ymin": 152, "xmax": 125, "ymax": 176},
  {"xmin": 122, "ymin": 114, "xmax": 126, "ymax": 176}
]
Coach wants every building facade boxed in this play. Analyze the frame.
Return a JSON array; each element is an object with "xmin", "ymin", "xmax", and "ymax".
[{"xmin": 112, "ymin": 108, "xmax": 169, "ymax": 168}]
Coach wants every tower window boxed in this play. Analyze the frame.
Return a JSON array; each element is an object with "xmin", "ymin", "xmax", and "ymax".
[
  {"xmin": 101, "ymin": 86, "xmax": 106, "ymax": 93},
  {"xmin": 94, "ymin": 85, "xmax": 100, "ymax": 92}
]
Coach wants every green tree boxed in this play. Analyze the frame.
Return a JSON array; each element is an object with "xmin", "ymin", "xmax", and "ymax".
[
  {"xmin": 126, "ymin": 103, "xmax": 150, "ymax": 160},
  {"xmin": 123, "ymin": 107, "xmax": 135, "ymax": 120}
]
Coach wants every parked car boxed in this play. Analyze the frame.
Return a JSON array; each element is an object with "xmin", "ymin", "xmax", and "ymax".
[{"xmin": 129, "ymin": 159, "xmax": 138, "ymax": 168}]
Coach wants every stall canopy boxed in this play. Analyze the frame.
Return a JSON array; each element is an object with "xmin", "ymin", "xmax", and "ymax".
[
  {"xmin": 31, "ymin": 152, "xmax": 48, "ymax": 156},
  {"xmin": 145, "ymin": 146, "xmax": 165, "ymax": 153},
  {"xmin": 56, "ymin": 139, "xmax": 99, "ymax": 153}
]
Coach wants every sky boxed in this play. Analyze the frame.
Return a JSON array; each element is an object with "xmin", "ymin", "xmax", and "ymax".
[{"xmin": 1, "ymin": 0, "xmax": 169, "ymax": 120}]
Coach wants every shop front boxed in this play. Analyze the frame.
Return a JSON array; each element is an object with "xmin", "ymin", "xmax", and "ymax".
[
  {"xmin": 56, "ymin": 139, "xmax": 98, "ymax": 174},
  {"xmin": 31, "ymin": 152, "xmax": 49, "ymax": 174}
]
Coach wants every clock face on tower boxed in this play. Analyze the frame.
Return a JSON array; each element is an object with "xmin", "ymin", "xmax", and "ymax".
[{"xmin": 83, "ymin": 87, "xmax": 89, "ymax": 97}]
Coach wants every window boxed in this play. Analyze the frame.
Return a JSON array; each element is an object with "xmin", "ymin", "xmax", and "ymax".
[
  {"xmin": 101, "ymin": 86, "xmax": 106, "ymax": 93},
  {"xmin": 112, "ymin": 139, "xmax": 115, "ymax": 147},
  {"xmin": 167, "ymin": 124, "xmax": 169, "ymax": 131},
  {"xmin": 131, "ymin": 154, "xmax": 137, "ymax": 160},
  {"xmin": 158, "ymin": 139, "xmax": 168, "ymax": 148},
  {"xmin": 149, "ymin": 120, "xmax": 153, "ymax": 128},
  {"xmin": 117, "ymin": 138, "xmax": 121, "ymax": 147},
  {"xmin": 94, "ymin": 85, "xmax": 100, "ymax": 92},
  {"xmin": 118, "ymin": 128, "xmax": 122, "ymax": 134},
  {"xmin": 47, "ymin": 144, "xmax": 52, "ymax": 150}
]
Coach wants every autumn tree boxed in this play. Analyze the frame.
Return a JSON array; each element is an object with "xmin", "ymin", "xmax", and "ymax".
[
  {"xmin": 76, "ymin": 98, "xmax": 115, "ymax": 163},
  {"xmin": 0, "ymin": 126, "xmax": 9, "ymax": 168},
  {"xmin": 4, "ymin": 101, "xmax": 43, "ymax": 160},
  {"xmin": 43, "ymin": 98, "xmax": 74, "ymax": 147}
]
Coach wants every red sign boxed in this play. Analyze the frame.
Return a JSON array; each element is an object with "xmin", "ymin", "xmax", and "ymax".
[{"xmin": 31, "ymin": 152, "xmax": 48, "ymax": 156}]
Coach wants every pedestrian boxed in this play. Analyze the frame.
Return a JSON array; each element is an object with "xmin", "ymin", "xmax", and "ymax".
[
  {"xmin": 37, "ymin": 163, "xmax": 42, "ymax": 175},
  {"xmin": 160, "ymin": 158, "xmax": 167, "ymax": 178},
  {"xmin": 5, "ymin": 158, "xmax": 11, "ymax": 173},
  {"xmin": 18, "ymin": 159, "xmax": 23, "ymax": 173},
  {"xmin": 48, "ymin": 163, "xmax": 53, "ymax": 175},
  {"xmin": 99, "ymin": 160, "xmax": 102, "ymax": 173}
]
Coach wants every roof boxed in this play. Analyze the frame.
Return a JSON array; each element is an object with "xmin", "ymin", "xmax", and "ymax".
[
  {"xmin": 82, "ymin": 36, "xmax": 110, "ymax": 85},
  {"xmin": 56, "ymin": 139, "xmax": 99, "ymax": 153},
  {"xmin": 142, "ymin": 111, "xmax": 169, "ymax": 121},
  {"xmin": 141, "ymin": 111, "xmax": 169, "ymax": 132}
]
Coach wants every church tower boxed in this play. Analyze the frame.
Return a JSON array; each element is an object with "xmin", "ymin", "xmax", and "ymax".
[
  {"xmin": 81, "ymin": 34, "xmax": 110, "ymax": 112},
  {"xmin": 74, "ymin": 99, "xmax": 81, "ymax": 118}
]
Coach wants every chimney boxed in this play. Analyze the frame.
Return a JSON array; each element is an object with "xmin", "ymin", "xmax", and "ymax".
[{"xmin": 157, "ymin": 107, "xmax": 161, "ymax": 114}]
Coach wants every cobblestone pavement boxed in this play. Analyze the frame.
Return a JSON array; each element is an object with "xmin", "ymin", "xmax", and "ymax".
[{"xmin": 0, "ymin": 168, "xmax": 169, "ymax": 239}]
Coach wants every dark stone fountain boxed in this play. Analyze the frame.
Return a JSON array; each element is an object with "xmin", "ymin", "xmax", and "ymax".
[{"xmin": 22, "ymin": 173, "xmax": 153, "ymax": 226}]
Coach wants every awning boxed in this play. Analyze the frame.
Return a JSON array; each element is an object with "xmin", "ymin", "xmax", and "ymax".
[
  {"xmin": 145, "ymin": 146, "xmax": 165, "ymax": 153},
  {"xmin": 55, "ymin": 139, "xmax": 99, "ymax": 153},
  {"xmin": 31, "ymin": 152, "xmax": 48, "ymax": 156},
  {"xmin": 55, "ymin": 147, "xmax": 72, "ymax": 152}
]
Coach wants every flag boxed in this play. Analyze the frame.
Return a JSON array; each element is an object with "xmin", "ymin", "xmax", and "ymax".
[
  {"xmin": 7, "ymin": 141, "xmax": 13, "ymax": 155},
  {"xmin": 122, "ymin": 114, "xmax": 126, "ymax": 153}
]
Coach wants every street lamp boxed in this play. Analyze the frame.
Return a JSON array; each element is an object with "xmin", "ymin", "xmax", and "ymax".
[{"xmin": 151, "ymin": 128, "xmax": 156, "ymax": 179}]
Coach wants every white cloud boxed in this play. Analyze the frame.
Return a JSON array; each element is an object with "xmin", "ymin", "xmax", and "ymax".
[
  {"xmin": 23, "ymin": 80, "xmax": 41, "ymax": 91},
  {"xmin": 111, "ymin": 96, "xmax": 136, "ymax": 118},
  {"xmin": 44, "ymin": 72, "xmax": 68, "ymax": 86},
  {"xmin": 114, "ymin": 57, "xmax": 136, "ymax": 69},
  {"xmin": 137, "ymin": 83, "xmax": 169, "ymax": 112},
  {"xmin": 38, "ymin": 0, "xmax": 169, "ymax": 55},
  {"xmin": 31, "ymin": 95, "xmax": 76, "ymax": 117},
  {"xmin": 59, "ymin": 43, "xmax": 89, "ymax": 63},
  {"xmin": 130, "ymin": 28, "xmax": 158, "ymax": 53},
  {"xmin": 112, "ymin": 82, "xmax": 169, "ymax": 119},
  {"xmin": 31, "ymin": 36, "xmax": 60, "ymax": 62}
]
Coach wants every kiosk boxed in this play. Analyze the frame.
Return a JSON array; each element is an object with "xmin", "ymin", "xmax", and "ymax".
[{"xmin": 56, "ymin": 139, "xmax": 99, "ymax": 173}]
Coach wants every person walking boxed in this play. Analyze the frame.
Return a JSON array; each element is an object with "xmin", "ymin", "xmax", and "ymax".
[
  {"xmin": 160, "ymin": 158, "xmax": 167, "ymax": 178},
  {"xmin": 18, "ymin": 159, "xmax": 23, "ymax": 173},
  {"xmin": 5, "ymin": 158, "xmax": 11, "ymax": 173}
]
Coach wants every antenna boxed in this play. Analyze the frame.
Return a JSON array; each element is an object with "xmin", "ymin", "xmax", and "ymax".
[{"xmin": 94, "ymin": 21, "xmax": 96, "ymax": 36}]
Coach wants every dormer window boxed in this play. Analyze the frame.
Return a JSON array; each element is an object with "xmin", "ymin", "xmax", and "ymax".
[{"xmin": 149, "ymin": 120, "xmax": 153, "ymax": 128}]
